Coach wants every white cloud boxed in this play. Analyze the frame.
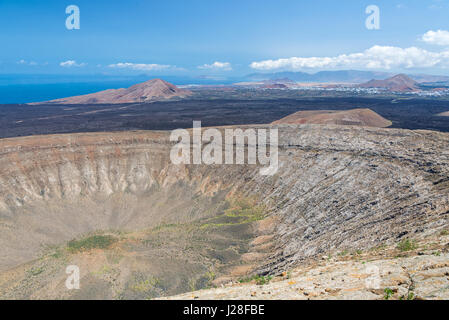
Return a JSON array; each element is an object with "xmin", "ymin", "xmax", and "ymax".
[
  {"xmin": 60, "ymin": 60, "xmax": 86, "ymax": 67},
  {"xmin": 250, "ymin": 45, "xmax": 449, "ymax": 71},
  {"xmin": 17, "ymin": 59, "xmax": 38, "ymax": 66},
  {"xmin": 421, "ymin": 30, "xmax": 449, "ymax": 46},
  {"xmin": 198, "ymin": 61, "xmax": 232, "ymax": 71},
  {"xmin": 108, "ymin": 62, "xmax": 171, "ymax": 71}
]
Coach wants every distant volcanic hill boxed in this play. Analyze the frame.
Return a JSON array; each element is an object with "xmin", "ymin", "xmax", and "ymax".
[
  {"xmin": 437, "ymin": 111, "xmax": 449, "ymax": 117},
  {"xmin": 272, "ymin": 108, "xmax": 392, "ymax": 128},
  {"xmin": 32, "ymin": 79, "xmax": 192, "ymax": 104},
  {"xmin": 260, "ymin": 83, "xmax": 289, "ymax": 89},
  {"xmin": 359, "ymin": 74, "xmax": 419, "ymax": 92}
]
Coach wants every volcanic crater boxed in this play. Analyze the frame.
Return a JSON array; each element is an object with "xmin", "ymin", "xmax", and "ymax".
[{"xmin": 0, "ymin": 124, "xmax": 448, "ymax": 299}]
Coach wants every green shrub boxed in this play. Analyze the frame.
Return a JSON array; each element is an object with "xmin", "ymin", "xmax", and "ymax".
[
  {"xmin": 67, "ymin": 234, "xmax": 117, "ymax": 253},
  {"xmin": 397, "ymin": 239, "xmax": 417, "ymax": 252},
  {"xmin": 238, "ymin": 274, "xmax": 272, "ymax": 285},
  {"xmin": 400, "ymin": 292, "xmax": 415, "ymax": 300},
  {"xmin": 256, "ymin": 275, "xmax": 272, "ymax": 285},
  {"xmin": 28, "ymin": 266, "xmax": 44, "ymax": 276},
  {"xmin": 384, "ymin": 288, "xmax": 394, "ymax": 300}
]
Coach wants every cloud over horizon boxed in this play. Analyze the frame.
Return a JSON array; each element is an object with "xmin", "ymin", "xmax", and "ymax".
[
  {"xmin": 250, "ymin": 45, "xmax": 449, "ymax": 71},
  {"xmin": 108, "ymin": 62, "xmax": 171, "ymax": 71},
  {"xmin": 17, "ymin": 59, "xmax": 37, "ymax": 66},
  {"xmin": 198, "ymin": 61, "xmax": 232, "ymax": 71},
  {"xmin": 60, "ymin": 60, "xmax": 86, "ymax": 67}
]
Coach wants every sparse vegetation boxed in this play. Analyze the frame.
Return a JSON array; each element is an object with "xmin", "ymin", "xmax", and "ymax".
[
  {"xmin": 50, "ymin": 249, "xmax": 64, "ymax": 259},
  {"xmin": 92, "ymin": 265, "xmax": 114, "ymax": 276},
  {"xmin": 397, "ymin": 239, "xmax": 417, "ymax": 252},
  {"xmin": 188, "ymin": 278, "xmax": 197, "ymax": 292},
  {"xmin": 239, "ymin": 274, "xmax": 273, "ymax": 285},
  {"xmin": 44, "ymin": 245, "xmax": 65, "ymax": 259},
  {"xmin": 28, "ymin": 266, "xmax": 44, "ymax": 276},
  {"xmin": 400, "ymin": 292, "xmax": 415, "ymax": 300},
  {"xmin": 67, "ymin": 234, "xmax": 118, "ymax": 253},
  {"xmin": 384, "ymin": 288, "xmax": 394, "ymax": 300},
  {"xmin": 200, "ymin": 197, "xmax": 267, "ymax": 229},
  {"xmin": 131, "ymin": 276, "xmax": 160, "ymax": 293},
  {"xmin": 204, "ymin": 268, "xmax": 216, "ymax": 282},
  {"xmin": 256, "ymin": 275, "xmax": 272, "ymax": 285}
]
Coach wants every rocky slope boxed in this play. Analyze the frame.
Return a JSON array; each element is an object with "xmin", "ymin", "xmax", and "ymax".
[
  {"xmin": 0, "ymin": 124, "xmax": 448, "ymax": 299},
  {"xmin": 163, "ymin": 235, "xmax": 449, "ymax": 300},
  {"xmin": 272, "ymin": 108, "xmax": 392, "ymax": 127},
  {"xmin": 31, "ymin": 79, "xmax": 192, "ymax": 104}
]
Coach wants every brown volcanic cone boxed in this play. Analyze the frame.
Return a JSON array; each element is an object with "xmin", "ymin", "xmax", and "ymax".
[
  {"xmin": 32, "ymin": 79, "xmax": 192, "ymax": 104},
  {"xmin": 272, "ymin": 108, "xmax": 392, "ymax": 127},
  {"xmin": 437, "ymin": 111, "xmax": 449, "ymax": 116},
  {"xmin": 359, "ymin": 74, "xmax": 419, "ymax": 92}
]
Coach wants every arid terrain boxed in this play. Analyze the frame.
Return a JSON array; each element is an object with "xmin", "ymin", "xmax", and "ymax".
[
  {"xmin": 0, "ymin": 124, "xmax": 448, "ymax": 299},
  {"xmin": 271, "ymin": 108, "xmax": 391, "ymax": 127},
  {"xmin": 164, "ymin": 237, "xmax": 449, "ymax": 300}
]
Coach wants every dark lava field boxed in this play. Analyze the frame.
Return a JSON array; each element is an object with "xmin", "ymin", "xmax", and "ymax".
[{"xmin": 1, "ymin": 95, "xmax": 449, "ymax": 138}]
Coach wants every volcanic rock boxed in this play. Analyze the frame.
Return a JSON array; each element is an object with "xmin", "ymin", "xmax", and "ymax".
[{"xmin": 31, "ymin": 79, "xmax": 192, "ymax": 104}]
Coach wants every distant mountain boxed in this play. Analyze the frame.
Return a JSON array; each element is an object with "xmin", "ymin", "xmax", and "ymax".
[
  {"xmin": 272, "ymin": 108, "xmax": 392, "ymax": 128},
  {"xmin": 359, "ymin": 74, "xmax": 419, "ymax": 92},
  {"xmin": 313, "ymin": 70, "xmax": 393, "ymax": 83},
  {"xmin": 246, "ymin": 70, "xmax": 393, "ymax": 83},
  {"xmin": 234, "ymin": 78, "xmax": 294, "ymax": 88},
  {"xmin": 245, "ymin": 70, "xmax": 449, "ymax": 84},
  {"xmin": 260, "ymin": 83, "xmax": 289, "ymax": 89},
  {"xmin": 410, "ymin": 74, "xmax": 449, "ymax": 83},
  {"xmin": 32, "ymin": 79, "xmax": 192, "ymax": 104}
]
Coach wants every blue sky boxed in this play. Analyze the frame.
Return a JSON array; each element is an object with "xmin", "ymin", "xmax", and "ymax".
[{"xmin": 2, "ymin": 0, "xmax": 449, "ymax": 76}]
